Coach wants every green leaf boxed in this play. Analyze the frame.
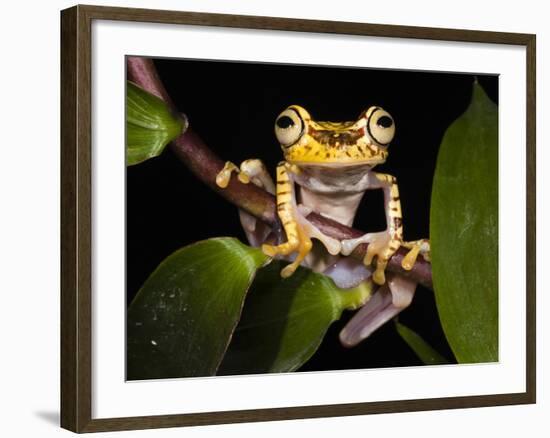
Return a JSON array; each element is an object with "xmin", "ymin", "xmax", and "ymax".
[
  {"xmin": 218, "ymin": 261, "xmax": 372, "ymax": 375},
  {"xmin": 430, "ymin": 81, "xmax": 498, "ymax": 363},
  {"xmin": 127, "ymin": 238, "xmax": 269, "ymax": 380},
  {"xmin": 395, "ymin": 321, "xmax": 449, "ymax": 365},
  {"xmin": 126, "ymin": 81, "xmax": 186, "ymax": 166}
]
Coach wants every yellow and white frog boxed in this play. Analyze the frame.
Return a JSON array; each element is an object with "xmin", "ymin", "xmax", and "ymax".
[
  {"xmin": 216, "ymin": 105, "xmax": 430, "ymax": 345},
  {"xmin": 217, "ymin": 105, "xmax": 429, "ymax": 281}
]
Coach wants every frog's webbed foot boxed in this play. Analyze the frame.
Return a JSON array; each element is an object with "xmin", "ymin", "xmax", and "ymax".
[
  {"xmin": 342, "ymin": 234, "xmax": 431, "ymax": 284},
  {"xmin": 216, "ymin": 161, "xmax": 247, "ymax": 188},
  {"xmin": 216, "ymin": 159, "xmax": 274, "ymax": 191},
  {"xmin": 262, "ymin": 227, "xmax": 313, "ymax": 278},
  {"xmin": 262, "ymin": 205, "xmax": 342, "ymax": 278},
  {"xmin": 341, "ymin": 231, "xmax": 400, "ymax": 285}
]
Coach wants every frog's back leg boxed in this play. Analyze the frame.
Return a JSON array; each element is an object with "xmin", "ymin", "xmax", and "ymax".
[{"xmin": 339, "ymin": 274, "xmax": 417, "ymax": 347}]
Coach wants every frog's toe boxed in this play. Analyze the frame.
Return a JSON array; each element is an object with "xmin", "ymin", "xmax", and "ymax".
[
  {"xmin": 401, "ymin": 245, "xmax": 420, "ymax": 270},
  {"xmin": 401, "ymin": 239, "xmax": 431, "ymax": 270},
  {"xmin": 261, "ymin": 243, "xmax": 285, "ymax": 258},
  {"xmin": 261, "ymin": 238, "xmax": 302, "ymax": 258},
  {"xmin": 237, "ymin": 172, "xmax": 250, "ymax": 184},
  {"xmin": 280, "ymin": 263, "xmax": 298, "ymax": 278},
  {"xmin": 370, "ymin": 248, "xmax": 399, "ymax": 285},
  {"xmin": 363, "ymin": 234, "xmax": 400, "ymax": 285},
  {"xmin": 262, "ymin": 232, "xmax": 312, "ymax": 278},
  {"xmin": 215, "ymin": 161, "xmax": 239, "ymax": 188},
  {"xmin": 280, "ymin": 238, "xmax": 312, "ymax": 277},
  {"xmin": 340, "ymin": 232, "xmax": 397, "ymax": 284},
  {"xmin": 419, "ymin": 240, "xmax": 431, "ymax": 261},
  {"xmin": 216, "ymin": 160, "xmax": 268, "ymax": 188}
]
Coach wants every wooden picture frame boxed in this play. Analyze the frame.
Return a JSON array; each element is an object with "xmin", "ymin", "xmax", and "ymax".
[{"xmin": 61, "ymin": 4, "xmax": 536, "ymax": 433}]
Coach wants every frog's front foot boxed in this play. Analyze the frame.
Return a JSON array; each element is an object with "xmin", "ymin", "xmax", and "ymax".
[
  {"xmin": 341, "ymin": 231, "xmax": 400, "ymax": 285},
  {"xmin": 262, "ymin": 228, "xmax": 313, "ymax": 278},
  {"xmin": 215, "ymin": 161, "xmax": 253, "ymax": 188},
  {"xmin": 215, "ymin": 159, "xmax": 276, "ymax": 248},
  {"xmin": 401, "ymin": 239, "xmax": 431, "ymax": 269}
]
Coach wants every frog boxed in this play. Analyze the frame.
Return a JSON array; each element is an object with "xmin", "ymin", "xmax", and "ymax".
[{"xmin": 216, "ymin": 104, "xmax": 430, "ymax": 286}]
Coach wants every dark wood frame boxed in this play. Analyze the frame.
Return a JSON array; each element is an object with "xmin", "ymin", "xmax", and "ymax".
[{"xmin": 61, "ymin": 4, "xmax": 536, "ymax": 433}]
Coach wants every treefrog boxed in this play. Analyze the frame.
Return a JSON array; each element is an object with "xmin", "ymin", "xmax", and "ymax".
[{"xmin": 216, "ymin": 104, "xmax": 429, "ymax": 286}]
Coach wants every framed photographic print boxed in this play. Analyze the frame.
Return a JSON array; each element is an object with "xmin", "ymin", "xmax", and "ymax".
[{"xmin": 60, "ymin": 4, "xmax": 536, "ymax": 433}]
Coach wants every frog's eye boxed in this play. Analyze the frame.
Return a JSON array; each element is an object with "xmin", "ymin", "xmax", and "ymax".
[
  {"xmin": 275, "ymin": 108, "xmax": 304, "ymax": 147},
  {"xmin": 365, "ymin": 107, "xmax": 395, "ymax": 146}
]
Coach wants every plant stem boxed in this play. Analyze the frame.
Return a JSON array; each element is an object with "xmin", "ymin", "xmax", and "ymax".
[{"xmin": 126, "ymin": 56, "xmax": 433, "ymax": 290}]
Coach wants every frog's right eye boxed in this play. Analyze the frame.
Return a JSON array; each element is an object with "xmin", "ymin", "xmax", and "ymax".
[
  {"xmin": 363, "ymin": 106, "xmax": 395, "ymax": 146},
  {"xmin": 275, "ymin": 108, "xmax": 304, "ymax": 147}
]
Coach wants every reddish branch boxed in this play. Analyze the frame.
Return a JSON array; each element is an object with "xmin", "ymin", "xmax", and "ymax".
[{"xmin": 127, "ymin": 57, "xmax": 433, "ymax": 290}]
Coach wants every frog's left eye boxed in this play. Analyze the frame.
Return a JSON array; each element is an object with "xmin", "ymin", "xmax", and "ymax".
[
  {"xmin": 275, "ymin": 108, "xmax": 304, "ymax": 147},
  {"xmin": 365, "ymin": 107, "xmax": 395, "ymax": 146}
]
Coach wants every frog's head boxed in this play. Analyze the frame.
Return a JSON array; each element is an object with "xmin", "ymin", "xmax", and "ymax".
[{"xmin": 274, "ymin": 105, "xmax": 395, "ymax": 167}]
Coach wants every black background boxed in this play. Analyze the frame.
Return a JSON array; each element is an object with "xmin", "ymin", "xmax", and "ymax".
[{"xmin": 127, "ymin": 57, "xmax": 497, "ymax": 371}]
